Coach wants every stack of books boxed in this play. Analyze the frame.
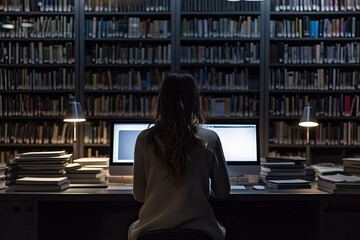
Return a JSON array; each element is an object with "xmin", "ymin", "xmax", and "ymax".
[
  {"xmin": 6, "ymin": 158, "xmax": 18, "ymax": 186},
  {"xmin": 317, "ymin": 173, "xmax": 360, "ymax": 193},
  {"xmin": 14, "ymin": 151, "xmax": 72, "ymax": 179},
  {"xmin": 0, "ymin": 162, "xmax": 7, "ymax": 190},
  {"xmin": 259, "ymin": 156, "xmax": 314, "ymax": 183},
  {"xmin": 64, "ymin": 157, "xmax": 108, "ymax": 184},
  {"xmin": 267, "ymin": 179, "xmax": 311, "ymax": 189},
  {"xmin": 342, "ymin": 158, "xmax": 360, "ymax": 176},
  {"xmin": 66, "ymin": 166, "xmax": 105, "ymax": 184},
  {"xmin": 73, "ymin": 157, "xmax": 109, "ymax": 169},
  {"xmin": 14, "ymin": 176, "xmax": 70, "ymax": 191}
]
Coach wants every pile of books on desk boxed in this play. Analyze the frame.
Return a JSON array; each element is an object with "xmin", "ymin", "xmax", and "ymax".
[
  {"xmin": 342, "ymin": 158, "xmax": 360, "ymax": 176},
  {"xmin": 317, "ymin": 173, "xmax": 360, "ymax": 193},
  {"xmin": 14, "ymin": 151, "xmax": 71, "ymax": 179},
  {"xmin": 0, "ymin": 162, "xmax": 7, "ymax": 190},
  {"xmin": 65, "ymin": 158, "xmax": 108, "ymax": 184},
  {"xmin": 14, "ymin": 176, "xmax": 70, "ymax": 191},
  {"xmin": 259, "ymin": 156, "xmax": 315, "ymax": 183}
]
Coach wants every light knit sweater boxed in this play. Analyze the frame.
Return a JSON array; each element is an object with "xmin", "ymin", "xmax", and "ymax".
[{"xmin": 128, "ymin": 127, "xmax": 231, "ymax": 240}]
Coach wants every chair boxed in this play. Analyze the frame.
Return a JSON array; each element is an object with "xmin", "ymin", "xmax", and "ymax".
[{"xmin": 136, "ymin": 229, "xmax": 213, "ymax": 240}]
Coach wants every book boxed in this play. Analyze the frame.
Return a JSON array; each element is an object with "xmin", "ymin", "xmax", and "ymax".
[
  {"xmin": 16, "ymin": 176, "xmax": 68, "ymax": 185},
  {"xmin": 73, "ymin": 157, "xmax": 109, "ymax": 166},
  {"xmin": 65, "ymin": 163, "xmax": 82, "ymax": 171},
  {"xmin": 14, "ymin": 182, "xmax": 70, "ymax": 192},
  {"xmin": 66, "ymin": 172, "xmax": 105, "ymax": 179},
  {"xmin": 66, "ymin": 167, "xmax": 104, "ymax": 174},
  {"xmin": 19, "ymin": 150, "xmax": 66, "ymax": 157},
  {"xmin": 16, "ymin": 153, "xmax": 72, "ymax": 162},
  {"xmin": 267, "ymin": 179, "xmax": 311, "ymax": 189},
  {"xmin": 68, "ymin": 176, "xmax": 105, "ymax": 184}
]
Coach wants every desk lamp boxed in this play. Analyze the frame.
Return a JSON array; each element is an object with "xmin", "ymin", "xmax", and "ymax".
[
  {"xmin": 298, "ymin": 105, "xmax": 318, "ymax": 166},
  {"xmin": 64, "ymin": 97, "xmax": 86, "ymax": 159}
]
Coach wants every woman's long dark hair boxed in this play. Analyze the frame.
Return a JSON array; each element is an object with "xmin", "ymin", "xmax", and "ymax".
[{"xmin": 147, "ymin": 71, "xmax": 206, "ymax": 183}]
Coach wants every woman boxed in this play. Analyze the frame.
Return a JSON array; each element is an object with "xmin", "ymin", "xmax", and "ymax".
[{"xmin": 128, "ymin": 71, "xmax": 230, "ymax": 240}]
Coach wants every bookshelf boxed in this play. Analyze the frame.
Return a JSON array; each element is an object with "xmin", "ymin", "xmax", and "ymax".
[
  {"xmin": 0, "ymin": 0, "xmax": 78, "ymax": 162},
  {"xmin": 267, "ymin": 0, "xmax": 360, "ymax": 163},
  {"xmin": 1, "ymin": 0, "xmax": 360, "ymax": 164},
  {"xmin": 179, "ymin": 0, "xmax": 262, "ymax": 121},
  {"xmin": 81, "ymin": 0, "xmax": 173, "ymax": 157}
]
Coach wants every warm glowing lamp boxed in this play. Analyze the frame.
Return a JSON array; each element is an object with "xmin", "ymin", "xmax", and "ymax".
[
  {"xmin": 64, "ymin": 97, "xmax": 86, "ymax": 158},
  {"xmin": 299, "ymin": 105, "xmax": 318, "ymax": 166}
]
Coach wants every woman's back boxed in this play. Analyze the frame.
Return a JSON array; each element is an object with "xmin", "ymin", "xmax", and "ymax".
[{"xmin": 128, "ymin": 127, "xmax": 230, "ymax": 240}]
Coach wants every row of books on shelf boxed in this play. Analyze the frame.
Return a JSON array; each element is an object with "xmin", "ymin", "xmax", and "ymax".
[
  {"xmin": 0, "ymin": 16, "xmax": 75, "ymax": 39},
  {"xmin": 85, "ymin": 17, "xmax": 171, "ymax": 39},
  {"xmin": 269, "ymin": 68, "xmax": 360, "ymax": 90},
  {"xmin": 84, "ymin": 69, "xmax": 165, "ymax": 91},
  {"xmin": 0, "ymin": 95, "xmax": 69, "ymax": 117},
  {"xmin": 0, "ymin": 42, "xmax": 75, "ymax": 64},
  {"xmin": 188, "ymin": 67, "xmax": 251, "ymax": 91},
  {"xmin": 84, "ymin": 121, "xmax": 109, "ymax": 144},
  {"xmin": 269, "ymin": 120, "xmax": 360, "ymax": 146},
  {"xmin": 181, "ymin": 0, "xmax": 260, "ymax": 12},
  {"xmin": 86, "ymin": 43, "xmax": 171, "ymax": 65},
  {"xmin": 0, "ymin": 68, "xmax": 75, "ymax": 90},
  {"xmin": 84, "ymin": 0, "xmax": 170, "ymax": 12},
  {"xmin": 0, "ymin": 122, "xmax": 74, "ymax": 144},
  {"xmin": 84, "ymin": 94, "xmax": 157, "ymax": 117},
  {"xmin": 270, "ymin": 42, "xmax": 360, "ymax": 64},
  {"xmin": 181, "ymin": 16, "xmax": 260, "ymax": 38},
  {"xmin": 269, "ymin": 94, "xmax": 360, "ymax": 117},
  {"xmin": 200, "ymin": 95, "xmax": 259, "ymax": 118},
  {"xmin": 180, "ymin": 42, "xmax": 260, "ymax": 64},
  {"xmin": 272, "ymin": 0, "xmax": 360, "ymax": 12},
  {"xmin": 0, "ymin": 0, "xmax": 74, "ymax": 12},
  {"xmin": 83, "ymin": 94, "xmax": 259, "ymax": 118},
  {"xmin": 270, "ymin": 17, "xmax": 360, "ymax": 39}
]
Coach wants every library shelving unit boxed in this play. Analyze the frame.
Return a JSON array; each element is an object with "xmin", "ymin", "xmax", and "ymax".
[
  {"xmin": 81, "ymin": 0, "xmax": 173, "ymax": 157},
  {"xmin": 0, "ymin": 0, "xmax": 78, "ymax": 162},
  {"xmin": 179, "ymin": 0, "xmax": 262, "ymax": 124},
  {"xmin": 267, "ymin": 0, "xmax": 360, "ymax": 163}
]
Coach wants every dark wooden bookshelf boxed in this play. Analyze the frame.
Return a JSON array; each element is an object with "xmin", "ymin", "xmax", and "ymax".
[
  {"xmin": 0, "ymin": 0, "xmax": 78, "ymax": 160},
  {"xmin": 0, "ymin": 0, "xmax": 359, "ymax": 162}
]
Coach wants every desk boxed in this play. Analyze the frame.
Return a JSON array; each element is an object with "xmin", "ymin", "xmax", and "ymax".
[{"xmin": 1, "ymin": 186, "xmax": 360, "ymax": 240}]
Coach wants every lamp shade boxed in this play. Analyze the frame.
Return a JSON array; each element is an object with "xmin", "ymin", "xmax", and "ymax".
[
  {"xmin": 299, "ymin": 105, "xmax": 318, "ymax": 127},
  {"xmin": 64, "ymin": 97, "xmax": 86, "ymax": 122}
]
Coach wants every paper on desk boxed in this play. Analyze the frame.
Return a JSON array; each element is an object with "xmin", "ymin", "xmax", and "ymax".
[
  {"xmin": 319, "ymin": 173, "xmax": 360, "ymax": 183},
  {"xmin": 311, "ymin": 163, "xmax": 344, "ymax": 174}
]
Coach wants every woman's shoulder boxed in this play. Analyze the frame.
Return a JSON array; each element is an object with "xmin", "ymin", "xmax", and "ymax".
[
  {"xmin": 197, "ymin": 126, "xmax": 220, "ymax": 142},
  {"xmin": 137, "ymin": 126, "xmax": 154, "ymax": 142}
]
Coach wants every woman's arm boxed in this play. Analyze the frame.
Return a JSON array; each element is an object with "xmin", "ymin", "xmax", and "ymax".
[
  {"xmin": 133, "ymin": 132, "xmax": 147, "ymax": 202},
  {"xmin": 210, "ymin": 136, "xmax": 231, "ymax": 199}
]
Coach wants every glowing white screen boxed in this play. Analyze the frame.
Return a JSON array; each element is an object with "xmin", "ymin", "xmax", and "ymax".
[
  {"xmin": 202, "ymin": 124, "xmax": 258, "ymax": 162},
  {"xmin": 112, "ymin": 123, "xmax": 151, "ymax": 163},
  {"xmin": 112, "ymin": 123, "xmax": 258, "ymax": 164}
]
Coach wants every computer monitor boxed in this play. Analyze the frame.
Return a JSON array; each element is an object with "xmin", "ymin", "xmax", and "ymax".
[
  {"xmin": 109, "ymin": 122, "xmax": 152, "ymax": 175},
  {"xmin": 202, "ymin": 123, "xmax": 260, "ymax": 176},
  {"xmin": 109, "ymin": 122, "xmax": 260, "ymax": 176}
]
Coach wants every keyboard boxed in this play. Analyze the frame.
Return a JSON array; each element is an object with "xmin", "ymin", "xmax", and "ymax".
[
  {"xmin": 107, "ymin": 185, "xmax": 133, "ymax": 191},
  {"xmin": 230, "ymin": 185, "xmax": 246, "ymax": 190}
]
